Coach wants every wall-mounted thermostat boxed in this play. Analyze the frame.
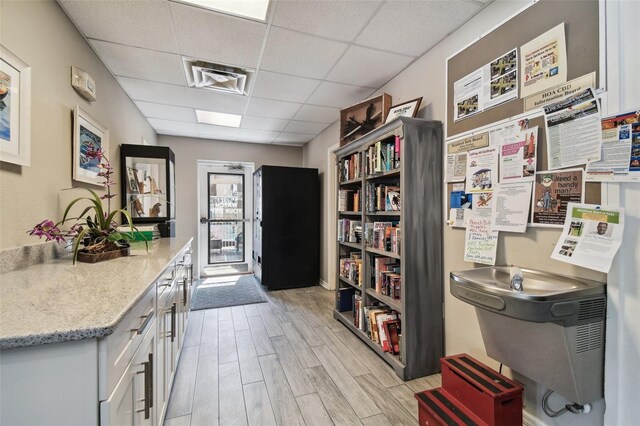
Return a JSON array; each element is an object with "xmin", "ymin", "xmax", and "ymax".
[{"xmin": 71, "ymin": 66, "xmax": 96, "ymax": 101}]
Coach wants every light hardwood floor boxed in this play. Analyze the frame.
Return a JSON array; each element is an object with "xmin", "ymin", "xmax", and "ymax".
[{"xmin": 164, "ymin": 285, "xmax": 441, "ymax": 426}]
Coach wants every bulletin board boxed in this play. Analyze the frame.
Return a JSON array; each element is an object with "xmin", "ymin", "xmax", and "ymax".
[{"xmin": 446, "ymin": 0, "xmax": 600, "ymax": 138}]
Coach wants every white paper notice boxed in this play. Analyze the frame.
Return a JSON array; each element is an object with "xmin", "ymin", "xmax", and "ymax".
[
  {"xmin": 551, "ymin": 203, "xmax": 625, "ymax": 273},
  {"xmin": 464, "ymin": 212, "xmax": 498, "ymax": 265},
  {"xmin": 491, "ymin": 182, "xmax": 533, "ymax": 233},
  {"xmin": 454, "ymin": 68, "xmax": 483, "ymax": 122},
  {"xmin": 466, "ymin": 147, "xmax": 499, "ymax": 193},
  {"xmin": 544, "ymin": 88, "xmax": 602, "ymax": 169},
  {"xmin": 448, "ymin": 208, "xmax": 470, "ymax": 228},
  {"xmin": 520, "ymin": 23, "xmax": 568, "ymax": 98},
  {"xmin": 445, "ymin": 152, "xmax": 467, "ymax": 182},
  {"xmin": 499, "ymin": 126, "xmax": 538, "ymax": 182}
]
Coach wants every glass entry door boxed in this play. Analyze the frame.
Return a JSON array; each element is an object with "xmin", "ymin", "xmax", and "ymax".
[{"xmin": 204, "ymin": 173, "xmax": 245, "ymax": 264}]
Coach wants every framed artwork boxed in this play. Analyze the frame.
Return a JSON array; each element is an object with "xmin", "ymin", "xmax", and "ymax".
[
  {"xmin": 0, "ymin": 44, "xmax": 31, "ymax": 166},
  {"xmin": 73, "ymin": 105, "xmax": 109, "ymax": 186},
  {"xmin": 384, "ymin": 97, "xmax": 422, "ymax": 123}
]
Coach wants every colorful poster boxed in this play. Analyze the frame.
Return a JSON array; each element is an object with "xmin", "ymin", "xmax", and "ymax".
[
  {"xmin": 499, "ymin": 126, "xmax": 538, "ymax": 182},
  {"xmin": 586, "ymin": 110, "xmax": 640, "ymax": 182},
  {"xmin": 531, "ymin": 168, "xmax": 584, "ymax": 227},
  {"xmin": 551, "ymin": 203, "xmax": 625, "ymax": 273},
  {"xmin": 464, "ymin": 212, "xmax": 498, "ymax": 265},
  {"xmin": 520, "ymin": 23, "xmax": 568, "ymax": 98},
  {"xmin": 465, "ymin": 147, "xmax": 499, "ymax": 193},
  {"xmin": 491, "ymin": 182, "xmax": 533, "ymax": 233},
  {"xmin": 544, "ymin": 88, "xmax": 602, "ymax": 169}
]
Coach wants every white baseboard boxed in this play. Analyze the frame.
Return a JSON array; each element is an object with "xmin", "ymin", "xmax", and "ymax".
[
  {"xmin": 523, "ymin": 410, "xmax": 548, "ymax": 426},
  {"xmin": 318, "ymin": 279, "xmax": 330, "ymax": 290}
]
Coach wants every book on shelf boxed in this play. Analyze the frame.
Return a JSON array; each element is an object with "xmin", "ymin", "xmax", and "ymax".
[
  {"xmin": 366, "ymin": 137, "xmax": 400, "ymax": 176},
  {"xmin": 365, "ymin": 222, "xmax": 400, "ymax": 254},
  {"xmin": 339, "ymin": 152, "xmax": 362, "ymax": 182},
  {"xmin": 383, "ymin": 319, "xmax": 401, "ymax": 355},
  {"xmin": 338, "ymin": 188, "xmax": 361, "ymax": 212},
  {"xmin": 338, "ymin": 219, "xmax": 362, "ymax": 243},
  {"xmin": 337, "ymin": 287, "xmax": 356, "ymax": 312},
  {"xmin": 372, "ymin": 257, "xmax": 400, "ymax": 293},
  {"xmin": 366, "ymin": 183, "xmax": 400, "ymax": 212},
  {"xmin": 339, "ymin": 252, "xmax": 363, "ymax": 286},
  {"xmin": 376, "ymin": 312, "xmax": 397, "ymax": 352},
  {"xmin": 116, "ymin": 224, "xmax": 160, "ymax": 241},
  {"xmin": 362, "ymin": 304, "xmax": 401, "ymax": 354},
  {"xmin": 353, "ymin": 293, "xmax": 363, "ymax": 329}
]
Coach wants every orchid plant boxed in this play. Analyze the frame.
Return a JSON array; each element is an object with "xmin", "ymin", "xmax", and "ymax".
[{"xmin": 27, "ymin": 148, "xmax": 138, "ymax": 263}]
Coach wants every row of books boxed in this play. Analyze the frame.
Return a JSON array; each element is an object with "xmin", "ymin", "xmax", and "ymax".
[
  {"xmin": 338, "ymin": 189, "xmax": 361, "ymax": 212},
  {"xmin": 340, "ymin": 252, "xmax": 362, "ymax": 286},
  {"xmin": 339, "ymin": 152, "xmax": 362, "ymax": 182},
  {"xmin": 364, "ymin": 306, "xmax": 401, "ymax": 355},
  {"xmin": 116, "ymin": 224, "xmax": 160, "ymax": 241},
  {"xmin": 338, "ymin": 219, "xmax": 362, "ymax": 243},
  {"xmin": 366, "ymin": 137, "xmax": 400, "ymax": 176},
  {"xmin": 364, "ymin": 222, "xmax": 400, "ymax": 254},
  {"xmin": 366, "ymin": 183, "xmax": 400, "ymax": 212},
  {"xmin": 372, "ymin": 257, "xmax": 401, "ymax": 299}
]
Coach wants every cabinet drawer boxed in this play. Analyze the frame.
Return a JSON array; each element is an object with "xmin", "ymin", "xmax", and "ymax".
[
  {"xmin": 99, "ymin": 285, "xmax": 156, "ymax": 401},
  {"xmin": 157, "ymin": 262, "xmax": 176, "ymax": 301}
]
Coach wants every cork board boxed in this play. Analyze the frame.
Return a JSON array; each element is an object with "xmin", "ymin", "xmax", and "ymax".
[{"xmin": 446, "ymin": 0, "xmax": 600, "ymax": 138}]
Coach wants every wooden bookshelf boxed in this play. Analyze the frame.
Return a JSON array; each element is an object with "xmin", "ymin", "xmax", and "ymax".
[{"xmin": 334, "ymin": 117, "xmax": 443, "ymax": 381}]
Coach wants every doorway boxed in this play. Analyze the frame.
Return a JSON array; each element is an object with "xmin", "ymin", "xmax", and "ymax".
[{"xmin": 197, "ymin": 161, "xmax": 254, "ymax": 278}]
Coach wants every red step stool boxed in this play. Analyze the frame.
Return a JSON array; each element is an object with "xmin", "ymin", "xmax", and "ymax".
[
  {"xmin": 415, "ymin": 388, "xmax": 487, "ymax": 426},
  {"xmin": 415, "ymin": 354, "xmax": 523, "ymax": 426}
]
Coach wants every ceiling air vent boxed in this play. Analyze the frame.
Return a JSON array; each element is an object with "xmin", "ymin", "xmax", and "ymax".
[{"xmin": 182, "ymin": 58, "xmax": 254, "ymax": 96}]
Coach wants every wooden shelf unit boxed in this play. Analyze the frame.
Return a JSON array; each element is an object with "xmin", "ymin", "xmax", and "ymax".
[{"xmin": 334, "ymin": 117, "xmax": 443, "ymax": 381}]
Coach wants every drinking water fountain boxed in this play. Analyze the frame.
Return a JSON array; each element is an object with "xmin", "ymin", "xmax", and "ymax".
[{"xmin": 450, "ymin": 266, "xmax": 606, "ymax": 404}]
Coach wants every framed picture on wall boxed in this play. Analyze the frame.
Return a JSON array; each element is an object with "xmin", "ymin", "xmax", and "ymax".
[
  {"xmin": 0, "ymin": 44, "xmax": 31, "ymax": 167},
  {"xmin": 73, "ymin": 105, "xmax": 109, "ymax": 186},
  {"xmin": 384, "ymin": 97, "xmax": 422, "ymax": 123}
]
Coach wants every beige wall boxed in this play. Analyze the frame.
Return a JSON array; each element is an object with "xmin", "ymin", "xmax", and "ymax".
[
  {"xmin": 158, "ymin": 135, "xmax": 302, "ymax": 273},
  {"xmin": 0, "ymin": 0, "xmax": 157, "ymax": 250},
  {"xmin": 303, "ymin": 1, "xmax": 610, "ymax": 423}
]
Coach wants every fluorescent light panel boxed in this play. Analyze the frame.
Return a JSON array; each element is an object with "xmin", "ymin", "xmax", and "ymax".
[
  {"xmin": 196, "ymin": 110, "xmax": 242, "ymax": 127},
  {"xmin": 177, "ymin": 0, "xmax": 270, "ymax": 21}
]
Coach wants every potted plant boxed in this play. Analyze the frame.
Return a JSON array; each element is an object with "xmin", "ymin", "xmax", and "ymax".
[{"xmin": 27, "ymin": 149, "xmax": 142, "ymax": 263}]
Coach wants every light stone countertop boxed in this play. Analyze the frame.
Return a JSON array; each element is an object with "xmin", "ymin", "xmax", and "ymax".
[{"xmin": 0, "ymin": 238, "xmax": 192, "ymax": 349}]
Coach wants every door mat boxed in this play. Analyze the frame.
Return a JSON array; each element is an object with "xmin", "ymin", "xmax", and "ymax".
[{"xmin": 191, "ymin": 275, "xmax": 267, "ymax": 310}]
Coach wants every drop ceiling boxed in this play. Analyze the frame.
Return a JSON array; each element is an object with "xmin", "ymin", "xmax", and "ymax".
[{"xmin": 58, "ymin": 0, "xmax": 492, "ymax": 147}]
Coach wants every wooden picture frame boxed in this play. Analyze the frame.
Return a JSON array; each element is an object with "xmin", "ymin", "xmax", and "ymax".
[
  {"xmin": 0, "ymin": 44, "xmax": 31, "ymax": 167},
  {"xmin": 73, "ymin": 105, "xmax": 109, "ymax": 186},
  {"xmin": 384, "ymin": 97, "xmax": 422, "ymax": 123}
]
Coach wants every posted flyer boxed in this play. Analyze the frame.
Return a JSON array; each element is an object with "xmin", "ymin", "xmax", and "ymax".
[
  {"xmin": 520, "ymin": 23, "xmax": 567, "ymax": 98},
  {"xmin": 464, "ymin": 212, "xmax": 498, "ymax": 265},
  {"xmin": 453, "ymin": 49, "xmax": 518, "ymax": 122},
  {"xmin": 544, "ymin": 88, "xmax": 602, "ymax": 169},
  {"xmin": 531, "ymin": 168, "xmax": 584, "ymax": 227},
  {"xmin": 551, "ymin": 203, "xmax": 625, "ymax": 273},
  {"xmin": 586, "ymin": 110, "xmax": 640, "ymax": 182},
  {"xmin": 499, "ymin": 126, "xmax": 538, "ymax": 182},
  {"xmin": 445, "ymin": 133, "xmax": 489, "ymax": 182},
  {"xmin": 465, "ymin": 146, "xmax": 498, "ymax": 194},
  {"xmin": 490, "ymin": 182, "xmax": 532, "ymax": 233}
]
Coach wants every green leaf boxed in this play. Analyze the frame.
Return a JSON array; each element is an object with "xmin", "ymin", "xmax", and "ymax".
[
  {"xmin": 60, "ymin": 197, "xmax": 94, "ymax": 225},
  {"xmin": 71, "ymin": 228, "xmax": 90, "ymax": 264}
]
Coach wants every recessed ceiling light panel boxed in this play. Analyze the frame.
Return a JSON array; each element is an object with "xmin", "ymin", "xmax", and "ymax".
[
  {"xmin": 196, "ymin": 109, "xmax": 242, "ymax": 127},
  {"xmin": 174, "ymin": 0, "xmax": 270, "ymax": 21}
]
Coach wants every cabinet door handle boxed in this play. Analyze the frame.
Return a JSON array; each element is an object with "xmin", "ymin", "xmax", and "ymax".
[
  {"xmin": 131, "ymin": 311, "xmax": 154, "ymax": 335},
  {"xmin": 136, "ymin": 358, "xmax": 152, "ymax": 419},
  {"xmin": 170, "ymin": 302, "xmax": 176, "ymax": 342},
  {"xmin": 182, "ymin": 278, "xmax": 187, "ymax": 306},
  {"xmin": 148, "ymin": 353, "xmax": 154, "ymax": 409}
]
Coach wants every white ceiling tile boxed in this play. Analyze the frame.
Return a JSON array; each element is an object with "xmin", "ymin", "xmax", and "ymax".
[
  {"xmin": 275, "ymin": 132, "xmax": 316, "ymax": 144},
  {"xmin": 117, "ymin": 77, "xmax": 192, "ymax": 106},
  {"xmin": 187, "ymin": 88, "xmax": 248, "ymax": 115},
  {"xmin": 135, "ymin": 101, "xmax": 196, "ymax": 122},
  {"xmin": 58, "ymin": 0, "xmax": 178, "ymax": 52},
  {"xmin": 306, "ymin": 82, "xmax": 376, "ymax": 109},
  {"xmin": 356, "ymin": 1, "xmax": 483, "ymax": 56},
  {"xmin": 170, "ymin": 2, "xmax": 266, "ymax": 68},
  {"xmin": 327, "ymin": 46, "xmax": 414, "ymax": 88},
  {"xmin": 293, "ymin": 105, "xmax": 339, "ymax": 124},
  {"xmin": 156, "ymin": 128, "xmax": 201, "ymax": 138},
  {"xmin": 241, "ymin": 116, "xmax": 289, "ymax": 132},
  {"xmin": 260, "ymin": 27, "xmax": 348, "ymax": 79},
  {"xmin": 89, "ymin": 39, "xmax": 186, "ymax": 85},
  {"xmin": 246, "ymin": 98, "xmax": 302, "ymax": 120},
  {"xmin": 272, "ymin": 1, "xmax": 383, "ymax": 42},
  {"xmin": 272, "ymin": 141, "xmax": 305, "ymax": 147},
  {"xmin": 236, "ymin": 129, "xmax": 279, "ymax": 144},
  {"xmin": 148, "ymin": 118, "xmax": 198, "ymax": 134},
  {"xmin": 284, "ymin": 121, "xmax": 328, "ymax": 135},
  {"xmin": 251, "ymin": 71, "xmax": 320, "ymax": 103},
  {"xmin": 197, "ymin": 124, "xmax": 240, "ymax": 141}
]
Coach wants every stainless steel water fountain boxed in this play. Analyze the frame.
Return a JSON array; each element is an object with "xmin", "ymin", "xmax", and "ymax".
[{"xmin": 450, "ymin": 266, "xmax": 606, "ymax": 404}]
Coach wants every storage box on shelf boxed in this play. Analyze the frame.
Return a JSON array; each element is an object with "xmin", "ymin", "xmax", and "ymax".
[{"xmin": 334, "ymin": 117, "xmax": 444, "ymax": 380}]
